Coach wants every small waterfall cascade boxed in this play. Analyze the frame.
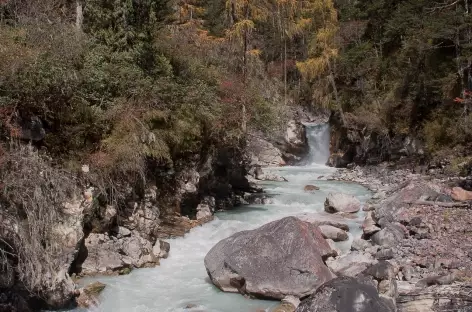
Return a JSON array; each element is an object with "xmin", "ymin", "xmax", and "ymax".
[{"xmin": 304, "ymin": 123, "xmax": 331, "ymax": 165}]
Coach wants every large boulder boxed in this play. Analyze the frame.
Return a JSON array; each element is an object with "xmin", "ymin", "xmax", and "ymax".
[
  {"xmin": 204, "ymin": 217, "xmax": 335, "ymax": 299},
  {"xmin": 295, "ymin": 276, "xmax": 394, "ymax": 312},
  {"xmin": 324, "ymin": 193, "xmax": 361, "ymax": 214}
]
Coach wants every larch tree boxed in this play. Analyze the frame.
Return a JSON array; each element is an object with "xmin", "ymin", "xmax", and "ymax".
[{"xmin": 296, "ymin": 0, "xmax": 344, "ymax": 121}]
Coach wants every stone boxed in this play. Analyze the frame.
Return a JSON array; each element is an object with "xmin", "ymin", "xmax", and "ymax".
[
  {"xmin": 374, "ymin": 248, "xmax": 394, "ymax": 260},
  {"xmin": 204, "ymin": 217, "xmax": 335, "ymax": 299},
  {"xmin": 326, "ymin": 251, "xmax": 378, "ymax": 277},
  {"xmin": 271, "ymin": 296, "xmax": 300, "ymax": 312},
  {"xmin": 319, "ymin": 225, "xmax": 349, "ymax": 242},
  {"xmin": 304, "ymin": 185, "xmax": 320, "ymax": 192},
  {"xmin": 196, "ymin": 203, "xmax": 212, "ymax": 221},
  {"xmin": 351, "ymin": 238, "xmax": 372, "ymax": 251},
  {"xmin": 76, "ymin": 281, "xmax": 106, "ymax": 308},
  {"xmin": 295, "ymin": 276, "xmax": 394, "ymax": 312},
  {"xmin": 324, "ymin": 193, "xmax": 361, "ymax": 213},
  {"xmin": 326, "ymin": 239, "xmax": 341, "ymax": 257},
  {"xmin": 363, "ymin": 261, "xmax": 397, "ymax": 281},
  {"xmin": 115, "ymin": 226, "xmax": 131, "ymax": 238},
  {"xmin": 296, "ymin": 213, "xmax": 350, "ymax": 231},
  {"xmin": 362, "ymin": 212, "xmax": 381, "ymax": 236},
  {"xmin": 451, "ymin": 186, "xmax": 472, "ymax": 201},
  {"xmin": 371, "ymin": 223, "xmax": 404, "ymax": 247},
  {"xmin": 402, "ymin": 265, "xmax": 414, "ymax": 281},
  {"xmin": 416, "ymin": 273, "xmax": 457, "ymax": 288},
  {"xmin": 378, "ymin": 279, "xmax": 398, "ymax": 299},
  {"xmin": 81, "ymin": 232, "xmax": 157, "ymax": 275},
  {"xmin": 247, "ymin": 136, "xmax": 285, "ymax": 167}
]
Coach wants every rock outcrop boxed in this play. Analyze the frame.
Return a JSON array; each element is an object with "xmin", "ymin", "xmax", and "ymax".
[
  {"xmin": 204, "ymin": 217, "xmax": 335, "ymax": 299},
  {"xmin": 80, "ymin": 232, "xmax": 160, "ymax": 275},
  {"xmin": 296, "ymin": 276, "xmax": 394, "ymax": 312}
]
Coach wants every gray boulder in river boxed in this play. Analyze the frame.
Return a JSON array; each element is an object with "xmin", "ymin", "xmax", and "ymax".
[
  {"xmin": 204, "ymin": 216, "xmax": 335, "ymax": 299},
  {"xmin": 296, "ymin": 276, "xmax": 394, "ymax": 312},
  {"xmin": 324, "ymin": 193, "xmax": 361, "ymax": 213}
]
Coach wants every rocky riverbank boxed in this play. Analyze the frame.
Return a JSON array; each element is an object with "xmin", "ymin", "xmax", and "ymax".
[
  {"xmin": 201, "ymin": 162, "xmax": 472, "ymax": 312},
  {"xmin": 327, "ymin": 165, "xmax": 472, "ymax": 311}
]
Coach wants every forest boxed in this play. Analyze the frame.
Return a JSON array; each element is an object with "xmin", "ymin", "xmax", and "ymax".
[{"xmin": 1, "ymin": 0, "xmax": 472, "ymax": 310}]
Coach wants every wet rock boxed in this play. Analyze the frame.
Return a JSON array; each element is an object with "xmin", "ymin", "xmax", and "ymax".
[
  {"xmin": 76, "ymin": 281, "xmax": 106, "ymax": 308},
  {"xmin": 326, "ymin": 239, "xmax": 341, "ymax": 257},
  {"xmin": 296, "ymin": 276, "xmax": 394, "ymax": 312},
  {"xmin": 152, "ymin": 239, "xmax": 170, "ymax": 260},
  {"xmin": 271, "ymin": 296, "xmax": 300, "ymax": 312},
  {"xmin": 204, "ymin": 217, "xmax": 335, "ymax": 299},
  {"xmin": 326, "ymin": 251, "xmax": 378, "ymax": 277},
  {"xmin": 296, "ymin": 213, "xmax": 350, "ymax": 231},
  {"xmin": 324, "ymin": 193, "xmax": 361, "ymax": 213},
  {"xmin": 319, "ymin": 225, "xmax": 349, "ymax": 242},
  {"xmin": 196, "ymin": 203, "xmax": 212, "ymax": 221},
  {"xmin": 304, "ymin": 185, "xmax": 320, "ymax": 192}
]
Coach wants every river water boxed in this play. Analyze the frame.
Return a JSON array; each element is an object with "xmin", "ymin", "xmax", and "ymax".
[{"xmin": 76, "ymin": 124, "xmax": 371, "ymax": 312}]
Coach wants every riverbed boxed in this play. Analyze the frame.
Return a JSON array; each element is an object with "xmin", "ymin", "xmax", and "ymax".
[{"xmin": 75, "ymin": 125, "xmax": 371, "ymax": 312}]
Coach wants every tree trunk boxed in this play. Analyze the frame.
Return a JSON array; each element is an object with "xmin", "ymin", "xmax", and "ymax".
[
  {"xmin": 76, "ymin": 0, "xmax": 84, "ymax": 30},
  {"xmin": 241, "ymin": 104, "xmax": 247, "ymax": 133}
]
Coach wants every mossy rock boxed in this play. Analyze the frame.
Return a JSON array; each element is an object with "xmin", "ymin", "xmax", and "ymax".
[
  {"xmin": 83, "ymin": 281, "xmax": 106, "ymax": 297},
  {"xmin": 119, "ymin": 267, "xmax": 132, "ymax": 275}
]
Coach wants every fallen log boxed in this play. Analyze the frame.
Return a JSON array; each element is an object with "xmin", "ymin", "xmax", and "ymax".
[{"xmin": 405, "ymin": 200, "xmax": 471, "ymax": 208}]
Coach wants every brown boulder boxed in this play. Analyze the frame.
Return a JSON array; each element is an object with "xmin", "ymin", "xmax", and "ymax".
[
  {"xmin": 304, "ymin": 185, "xmax": 320, "ymax": 192},
  {"xmin": 451, "ymin": 187, "xmax": 472, "ymax": 201}
]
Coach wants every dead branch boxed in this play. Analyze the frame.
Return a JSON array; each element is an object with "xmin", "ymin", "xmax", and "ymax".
[{"xmin": 405, "ymin": 200, "xmax": 471, "ymax": 208}]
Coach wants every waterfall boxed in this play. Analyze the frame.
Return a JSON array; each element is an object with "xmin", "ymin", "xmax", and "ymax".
[{"xmin": 304, "ymin": 123, "xmax": 331, "ymax": 165}]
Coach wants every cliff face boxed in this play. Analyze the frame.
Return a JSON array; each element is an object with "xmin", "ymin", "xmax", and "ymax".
[{"xmin": 327, "ymin": 112, "xmax": 426, "ymax": 168}]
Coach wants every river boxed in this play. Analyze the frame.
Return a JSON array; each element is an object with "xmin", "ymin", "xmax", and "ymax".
[{"xmin": 76, "ymin": 124, "xmax": 371, "ymax": 312}]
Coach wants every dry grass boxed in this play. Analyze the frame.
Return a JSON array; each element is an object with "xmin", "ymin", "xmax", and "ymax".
[{"xmin": 0, "ymin": 143, "xmax": 78, "ymax": 300}]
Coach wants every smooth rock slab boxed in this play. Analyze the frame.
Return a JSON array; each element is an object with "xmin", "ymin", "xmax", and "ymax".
[
  {"xmin": 296, "ymin": 213, "xmax": 350, "ymax": 231},
  {"xmin": 295, "ymin": 276, "xmax": 394, "ymax": 312},
  {"xmin": 324, "ymin": 193, "xmax": 361, "ymax": 213},
  {"xmin": 327, "ymin": 251, "xmax": 378, "ymax": 277},
  {"xmin": 319, "ymin": 225, "xmax": 349, "ymax": 242},
  {"xmin": 204, "ymin": 217, "xmax": 335, "ymax": 299}
]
